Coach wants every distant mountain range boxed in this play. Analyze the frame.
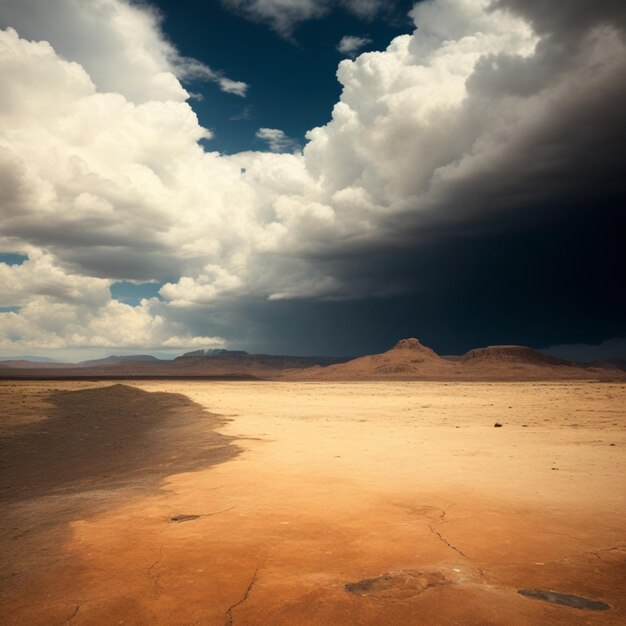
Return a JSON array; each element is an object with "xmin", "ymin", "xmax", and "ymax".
[
  {"xmin": 587, "ymin": 358, "xmax": 626, "ymax": 371},
  {"xmin": 180, "ymin": 349, "xmax": 249, "ymax": 358},
  {"xmin": 0, "ymin": 348, "xmax": 350, "ymax": 379},
  {"xmin": 78, "ymin": 355, "xmax": 161, "ymax": 367},
  {"xmin": 0, "ymin": 355, "xmax": 62, "ymax": 363},
  {"xmin": 0, "ymin": 339, "xmax": 624, "ymax": 380}
]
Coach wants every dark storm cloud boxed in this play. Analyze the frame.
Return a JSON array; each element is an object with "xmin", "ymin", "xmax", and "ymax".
[
  {"xmin": 292, "ymin": 0, "xmax": 626, "ymax": 302},
  {"xmin": 542, "ymin": 337, "xmax": 626, "ymax": 363},
  {"xmin": 207, "ymin": 0, "xmax": 626, "ymax": 354},
  {"xmin": 210, "ymin": 200, "xmax": 625, "ymax": 357},
  {"xmin": 57, "ymin": 247, "xmax": 182, "ymax": 283},
  {"xmin": 492, "ymin": 0, "xmax": 626, "ymax": 38}
]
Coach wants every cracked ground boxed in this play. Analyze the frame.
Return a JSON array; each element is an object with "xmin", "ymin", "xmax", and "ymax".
[{"xmin": 1, "ymin": 380, "xmax": 625, "ymax": 624}]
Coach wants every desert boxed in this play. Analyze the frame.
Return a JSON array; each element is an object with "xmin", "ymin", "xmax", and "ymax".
[{"xmin": 1, "ymin": 374, "xmax": 625, "ymax": 625}]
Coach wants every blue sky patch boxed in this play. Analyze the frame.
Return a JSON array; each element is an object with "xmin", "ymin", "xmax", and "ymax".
[
  {"xmin": 156, "ymin": 0, "xmax": 416, "ymax": 154},
  {"xmin": 0, "ymin": 253, "xmax": 28, "ymax": 266},
  {"xmin": 110, "ymin": 281, "xmax": 164, "ymax": 306}
]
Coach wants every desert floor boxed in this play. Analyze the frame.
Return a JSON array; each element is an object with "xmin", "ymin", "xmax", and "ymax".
[{"xmin": 1, "ymin": 380, "xmax": 625, "ymax": 625}]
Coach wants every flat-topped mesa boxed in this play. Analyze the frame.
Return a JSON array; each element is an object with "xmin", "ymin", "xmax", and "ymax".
[
  {"xmin": 391, "ymin": 338, "xmax": 439, "ymax": 356},
  {"xmin": 177, "ymin": 349, "xmax": 249, "ymax": 359},
  {"xmin": 461, "ymin": 345, "xmax": 573, "ymax": 367}
]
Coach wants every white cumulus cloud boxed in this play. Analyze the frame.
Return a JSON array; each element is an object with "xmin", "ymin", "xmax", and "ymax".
[{"xmin": 0, "ymin": 0, "xmax": 247, "ymax": 101}]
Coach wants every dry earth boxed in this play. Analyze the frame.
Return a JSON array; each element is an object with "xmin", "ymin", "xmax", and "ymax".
[{"xmin": 1, "ymin": 380, "xmax": 625, "ymax": 625}]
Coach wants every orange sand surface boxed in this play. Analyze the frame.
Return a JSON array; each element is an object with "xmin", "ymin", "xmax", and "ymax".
[{"xmin": 1, "ymin": 380, "xmax": 625, "ymax": 625}]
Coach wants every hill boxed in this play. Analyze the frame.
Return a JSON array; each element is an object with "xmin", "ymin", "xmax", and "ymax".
[
  {"xmin": 284, "ymin": 339, "xmax": 625, "ymax": 381},
  {"xmin": 285, "ymin": 338, "xmax": 457, "ymax": 380},
  {"xmin": 0, "ymin": 355, "xmax": 61, "ymax": 364},
  {"xmin": 179, "ymin": 349, "xmax": 249, "ymax": 358},
  {"xmin": 0, "ymin": 359, "xmax": 72, "ymax": 369},
  {"xmin": 1, "ymin": 340, "xmax": 623, "ymax": 381},
  {"xmin": 78, "ymin": 355, "xmax": 161, "ymax": 367},
  {"xmin": 587, "ymin": 359, "xmax": 626, "ymax": 372},
  {"xmin": 0, "ymin": 350, "xmax": 349, "ymax": 379}
]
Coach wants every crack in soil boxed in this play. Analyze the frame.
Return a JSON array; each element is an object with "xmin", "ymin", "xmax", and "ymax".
[
  {"xmin": 63, "ymin": 602, "xmax": 80, "ymax": 625},
  {"xmin": 146, "ymin": 545, "xmax": 164, "ymax": 597},
  {"xmin": 224, "ymin": 569, "xmax": 258, "ymax": 626},
  {"xmin": 427, "ymin": 506, "xmax": 468, "ymax": 560},
  {"xmin": 591, "ymin": 545, "xmax": 626, "ymax": 562}
]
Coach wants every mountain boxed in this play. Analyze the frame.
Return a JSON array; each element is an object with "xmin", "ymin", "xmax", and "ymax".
[
  {"xmin": 460, "ymin": 345, "xmax": 574, "ymax": 366},
  {"xmin": 587, "ymin": 359, "xmax": 626, "ymax": 371},
  {"xmin": 78, "ymin": 355, "xmax": 161, "ymax": 367},
  {"xmin": 0, "ymin": 355, "xmax": 66, "ymax": 366},
  {"xmin": 1, "ymin": 340, "xmax": 623, "ymax": 381},
  {"xmin": 284, "ymin": 339, "xmax": 625, "ymax": 381},
  {"xmin": 180, "ymin": 349, "xmax": 249, "ymax": 358},
  {"xmin": 0, "ymin": 359, "xmax": 72, "ymax": 369},
  {"xmin": 0, "ymin": 350, "xmax": 349, "ymax": 379},
  {"xmin": 285, "ymin": 338, "xmax": 457, "ymax": 380},
  {"xmin": 173, "ymin": 351, "xmax": 349, "ymax": 376}
]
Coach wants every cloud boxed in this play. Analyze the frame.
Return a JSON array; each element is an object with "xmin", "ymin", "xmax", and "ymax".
[
  {"xmin": 255, "ymin": 128, "xmax": 300, "ymax": 152},
  {"xmin": 492, "ymin": 0, "xmax": 626, "ymax": 38},
  {"xmin": 0, "ymin": 0, "xmax": 625, "ymax": 354},
  {"xmin": 0, "ymin": 289, "xmax": 224, "ymax": 353},
  {"xmin": 221, "ymin": 0, "xmax": 386, "ymax": 37},
  {"xmin": 341, "ymin": 0, "xmax": 385, "ymax": 20},
  {"xmin": 230, "ymin": 105, "xmax": 255, "ymax": 121},
  {"xmin": 0, "ymin": 252, "xmax": 224, "ymax": 352},
  {"xmin": 0, "ymin": 252, "xmax": 111, "ymax": 308},
  {"xmin": 542, "ymin": 338, "xmax": 626, "ymax": 363},
  {"xmin": 337, "ymin": 35, "xmax": 373, "ymax": 57},
  {"xmin": 174, "ymin": 56, "xmax": 248, "ymax": 97},
  {"xmin": 162, "ymin": 335, "xmax": 225, "ymax": 348},
  {"xmin": 218, "ymin": 79, "xmax": 248, "ymax": 97},
  {"xmin": 0, "ymin": 0, "xmax": 247, "ymax": 101},
  {"xmin": 222, "ymin": 0, "xmax": 329, "ymax": 37}
]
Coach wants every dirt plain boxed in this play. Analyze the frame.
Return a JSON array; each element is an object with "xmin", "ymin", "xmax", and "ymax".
[{"xmin": 1, "ymin": 380, "xmax": 625, "ymax": 625}]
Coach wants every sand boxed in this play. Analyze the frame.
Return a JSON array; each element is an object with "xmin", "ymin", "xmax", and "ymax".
[{"xmin": 1, "ymin": 380, "xmax": 625, "ymax": 625}]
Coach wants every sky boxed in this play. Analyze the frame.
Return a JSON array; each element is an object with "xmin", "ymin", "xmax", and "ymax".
[{"xmin": 0, "ymin": 0, "xmax": 624, "ymax": 361}]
